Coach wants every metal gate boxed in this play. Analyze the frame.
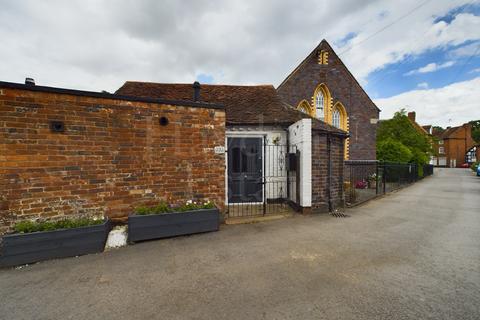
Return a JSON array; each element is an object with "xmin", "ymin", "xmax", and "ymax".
[{"xmin": 227, "ymin": 138, "xmax": 299, "ymax": 218}]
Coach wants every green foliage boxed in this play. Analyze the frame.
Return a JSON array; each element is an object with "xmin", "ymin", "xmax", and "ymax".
[
  {"xmin": 377, "ymin": 139, "xmax": 412, "ymax": 163},
  {"xmin": 135, "ymin": 202, "xmax": 171, "ymax": 215},
  {"xmin": 471, "ymin": 161, "xmax": 479, "ymax": 172},
  {"xmin": 14, "ymin": 217, "xmax": 103, "ymax": 234},
  {"xmin": 469, "ymin": 120, "xmax": 480, "ymax": 143},
  {"xmin": 377, "ymin": 109, "xmax": 433, "ymax": 167},
  {"xmin": 135, "ymin": 201, "xmax": 216, "ymax": 216}
]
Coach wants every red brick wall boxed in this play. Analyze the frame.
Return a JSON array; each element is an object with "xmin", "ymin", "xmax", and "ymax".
[
  {"xmin": 277, "ymin": 42, "xmax": 379, "ymax": 160},
  {"xmin": 444, "ymin": 124, "xmax": 476, "ymax": 167},
  {"xmin": 0, "ymin": 87, "xmax": 225, "ymax": 234},
  {"xmin": 311, "ymin": 133, "xmax": 345, "ymax": 212}
]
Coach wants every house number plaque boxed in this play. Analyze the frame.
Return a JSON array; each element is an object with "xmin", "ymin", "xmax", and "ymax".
[{"xmin": 214, "ymin": 146, "xmax": 225, "ymax": 154}]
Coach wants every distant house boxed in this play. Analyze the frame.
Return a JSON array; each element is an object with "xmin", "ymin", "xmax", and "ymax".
[
  {"xmin": 410, "ymin": 112, "xmax": 479, "ymax": 167},
  {"xmin": 430, "ymin": 124, "xmax": 479, "ymax": 167}
]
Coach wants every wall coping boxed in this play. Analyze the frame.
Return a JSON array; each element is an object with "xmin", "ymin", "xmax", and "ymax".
[{"xmin": 0, "ymin": 81, "xmax": 225, "ymax": 110}]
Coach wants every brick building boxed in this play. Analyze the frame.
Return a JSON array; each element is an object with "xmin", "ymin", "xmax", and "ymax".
[
  {"xmin": 0, "ymin": 81, "xmax": 226, "ymax": 234},
  {"xmin": 0, "ymin": 79, "xmax": 347, "ymax": 234},
  {"xmin": 430, "ymin": 123, "xmax": 479, "ymax": 167},
  {"xmin": 116, "ymin": 82, "xmax": 348, "ymax": 215},
  {"xmin": 277, "ymin": 40, "xmax": 380, "ymax": 160}
]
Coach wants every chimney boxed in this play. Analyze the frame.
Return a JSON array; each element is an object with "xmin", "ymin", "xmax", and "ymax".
[
  {"xmin": 407, "ymin": 111, "xmax": 416, "ymax": 122},
  {"xmin": 192, "ymin": 81, "xmax": 201, "ymax": 102},
  {"xmin": 25, "ymin": 77, "xmax": 35, "ymax": 86}
]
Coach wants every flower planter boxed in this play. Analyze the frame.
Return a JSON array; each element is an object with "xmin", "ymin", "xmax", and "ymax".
[
  {"xmin": 0, "ymin": 220, "xmax": 110, "ymax": 268},
  {"xmin": 128, "ymin": 209, "xmax": 220, "ymax": 242}
]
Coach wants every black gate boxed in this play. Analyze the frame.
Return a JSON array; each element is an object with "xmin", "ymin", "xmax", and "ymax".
[{"xmin": 227, "ymin": 138, "xmax": 299, "ymax": 218}]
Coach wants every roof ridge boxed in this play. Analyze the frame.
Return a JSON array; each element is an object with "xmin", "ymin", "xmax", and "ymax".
[{"xmin": 123, "ymin": 81, "xmax": 274, "ymax": 88}]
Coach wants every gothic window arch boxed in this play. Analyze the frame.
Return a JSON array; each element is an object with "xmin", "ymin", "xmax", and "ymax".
[
  {"xmin": 332, "ymin": 102, "xmax": 349, "ymax": 159},
  {"xmin": 315, "ymin": 91, "xmax": 325, "ymax": 120},
  {"xmin": 312, "ymin": 84, "xmax": 331, "ymax": 121},
  {"xmin": 332, "ymin": 108, "xmax": 341, "ymax": 128},
  {"xmin": 296, "ymin": 100, "xmax": 314, "ymax": 117}
]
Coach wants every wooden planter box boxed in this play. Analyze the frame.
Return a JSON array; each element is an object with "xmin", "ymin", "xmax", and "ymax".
[
  {"xmin": 0, "ymin": 220, "xmax": 110, "ymax": 268},
  {"xmin": 128, "ymin": 209, "xmax": 220, "ymax": 242}
]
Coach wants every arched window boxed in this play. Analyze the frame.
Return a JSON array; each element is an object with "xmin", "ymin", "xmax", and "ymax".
[
  {"xmin": 315, "ymin": 91, "xmax": 325, "ymax": 120},
  {"xmin": 332, "ymin": 108, "xmax": 341, "ymax": 128},
  {"xmin": 297, "ymin": 100, "xmax": 313, "ymax": 116}
]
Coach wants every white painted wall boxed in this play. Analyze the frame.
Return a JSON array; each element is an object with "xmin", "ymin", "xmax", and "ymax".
[{"xmin": 288, "ymin": 119, "xmax": 312, "ymax": 207}]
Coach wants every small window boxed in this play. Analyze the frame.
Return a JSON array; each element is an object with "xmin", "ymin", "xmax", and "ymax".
[
  {"xmin": 438, "ymin": 140, "xmax": 444, "ymax": 145},
  {"xmin": 439, "ymin": 147, "xmax": 445, "ymax": 154},
  {"xmin": 315, "ymin": 91, "xmax": 325, "ymax": 120},
  {"xmin": 332, "ymin": 109, "xmax": 341, "ymax": 128}
]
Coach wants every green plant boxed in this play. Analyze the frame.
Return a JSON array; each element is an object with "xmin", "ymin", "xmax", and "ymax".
[
  {"xmin": 134, "ymin": 200, "xmax": 216, "ymax": 215},
  {"xmin": 135, "ymin": 202, "xmax": 172, "ymax": 215},
  {"xmin": 377, "ymin": 110, "xmax": 432, "ymax": 168},
  {"xmin": 377, "ymin": 138, "xmax": 412, "ymax": 163},
  {"xmin": 14, "ymin": 217, "xmax": 104, "ymax": 234},
  {"xmin": 471, "ymin": 162, "xmax": 479, "ymax": 172}
]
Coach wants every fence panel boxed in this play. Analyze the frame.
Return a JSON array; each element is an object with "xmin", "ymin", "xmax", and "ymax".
[
  {"xmin": 344, "ymin": 161, "xmax": 434, "ymax": 206},
  {"xmin": 344, "ymin": 160, "xmax": 378, "ymax": 206}
]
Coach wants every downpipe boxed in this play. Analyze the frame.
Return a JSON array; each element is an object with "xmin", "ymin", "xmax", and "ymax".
[{"xmin": 327, "ymin": 134, "xmax": 333, "ymax": 212}]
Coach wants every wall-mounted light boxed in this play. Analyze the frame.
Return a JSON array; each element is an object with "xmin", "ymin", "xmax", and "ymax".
[{"xmin": 49, "ymin": 121, "xmax": 65, "ymax": 133}]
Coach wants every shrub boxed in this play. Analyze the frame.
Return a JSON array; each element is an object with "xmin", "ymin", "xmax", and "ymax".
[
  {"xmin": 377, "ymin": 138, "xmax": 412, "ymax": 163},
  {"xmin": 471, "ymin": 162, "xmax": 479, "ymax": 172},
  {"xmin": 135, "ymin": 200, "xmax": 216, "ymax": 216},
  {"xmin": 14, "ymin": 217, "xmax": 104, "ymax": 234}
]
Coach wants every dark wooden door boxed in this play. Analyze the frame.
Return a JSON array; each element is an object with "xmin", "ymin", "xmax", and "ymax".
[{"xmin": 227, "ymin": 137, "xmax": 263, "ymax": 203}]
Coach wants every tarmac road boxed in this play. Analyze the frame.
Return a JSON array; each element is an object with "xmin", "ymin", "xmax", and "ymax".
[{"xmin": 1, "ymin": 168, "xmax": 479, "ymax": 319}]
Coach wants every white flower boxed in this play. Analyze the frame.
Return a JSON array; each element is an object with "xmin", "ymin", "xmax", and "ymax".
[{"xmin": 186, "ymin": 200, "xmax": 192, "ymax": 205}]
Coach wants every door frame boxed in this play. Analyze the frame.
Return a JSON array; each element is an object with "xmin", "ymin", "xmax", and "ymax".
[{"xmin": 225, "ymin": 132, "xmax": 266, "ymax": 205}]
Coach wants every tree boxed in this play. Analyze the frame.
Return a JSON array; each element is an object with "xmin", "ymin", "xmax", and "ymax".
[
  {"xmin": 377, "ymin": 138, "xmax": 412, "ymax": 163},
  {"xmin": 377, "ymin": 109, "xmax": 433, "ymax": 166},
  {"xmin": 469, "ymin": 120, "xmax": 480, "ymax": 143}
]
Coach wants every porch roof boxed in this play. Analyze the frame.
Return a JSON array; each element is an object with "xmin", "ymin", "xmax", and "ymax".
[{"xmin": 116, "ymin": 81, "xmax": 347, "ymax": 136}]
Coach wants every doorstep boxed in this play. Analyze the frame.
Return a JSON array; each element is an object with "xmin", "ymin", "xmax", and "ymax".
[{"xmin": 225, "ymin": 213, "xmax": 293, "ymax": 225}]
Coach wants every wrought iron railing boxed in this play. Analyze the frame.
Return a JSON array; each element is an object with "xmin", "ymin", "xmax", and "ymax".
[{"xmin": 344, "ymin": 161, "xmax": 434, "ymax": 206}]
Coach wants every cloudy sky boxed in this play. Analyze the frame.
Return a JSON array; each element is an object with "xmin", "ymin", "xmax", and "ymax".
[{"xmin": 1, "ymin": 0, "xmax": 479, "ymax": 127}]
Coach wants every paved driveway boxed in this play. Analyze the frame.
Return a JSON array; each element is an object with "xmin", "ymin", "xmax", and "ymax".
[{"xmin": 1, "ymin": 168, "xmax": 479, "ymax": 320}]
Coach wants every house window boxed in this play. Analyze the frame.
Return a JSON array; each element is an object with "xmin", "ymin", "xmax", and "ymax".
[
  {"xmin": 332, "ymin": 109, "xmax": 341, "ymax": 128},
  {"xmin": 439, "ymin": 147, "xmax": 444, "ymax": 154},
  {"xmin": 315, "ymin": 91, "xmax": 325, "ymax": 120},
  {"xmin": 438, "ymin": 140, "xmax": 444, "ymax": 145}
]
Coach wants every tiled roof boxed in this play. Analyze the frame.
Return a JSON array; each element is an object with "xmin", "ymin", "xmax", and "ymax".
[
  {"xmin": 440, "ymin": 126, "xmax": 460, "ymax": 138},
  {"xmin": 407, "ymin": 118, "xmax": 429, "ymax": 135},
  {"xmin": 116, "ymin": 81, "xmax": 347, "ymax": 135}
]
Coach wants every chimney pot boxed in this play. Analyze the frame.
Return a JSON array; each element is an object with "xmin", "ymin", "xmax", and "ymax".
[
  {"xmin": 407, "ymin": 111, "xmax": 416, "ymax": 122},
  {"xmin": 193, "ymin": 81, "xmax": 201, "ymax": 102},
  {"xmin": 25, "ymin": 77, "xmax": 35, "ymax": 86}
]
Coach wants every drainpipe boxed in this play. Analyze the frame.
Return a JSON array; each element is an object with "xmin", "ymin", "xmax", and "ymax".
[
  {"xmin": 327, "ymin": 133, "xmax": 333, "ymax": 212},
  {"xmin": 286, "ymin": 128, "xmax": 290, "ymax": 201}
]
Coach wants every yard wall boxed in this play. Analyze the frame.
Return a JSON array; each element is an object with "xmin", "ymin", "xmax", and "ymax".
[
  {"xmin": 311, "ymin": 133, "xmax": 345, "ymax": 212},
  {"xmin": 0, "ymin": 84, "xmax": 226, "ymax": 235}
]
